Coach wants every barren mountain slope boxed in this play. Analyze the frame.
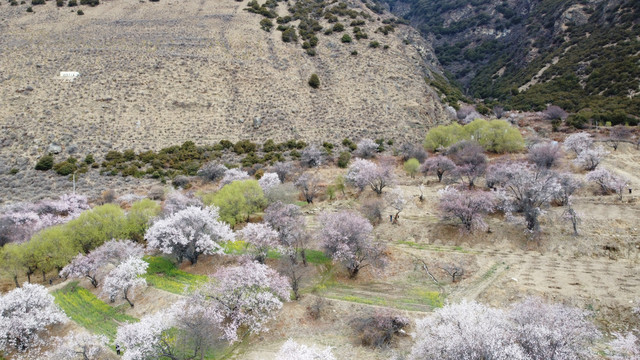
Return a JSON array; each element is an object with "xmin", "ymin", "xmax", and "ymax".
[{"xmin": 0, "ymin": 0, "xmax": 448, "ymax": 164}]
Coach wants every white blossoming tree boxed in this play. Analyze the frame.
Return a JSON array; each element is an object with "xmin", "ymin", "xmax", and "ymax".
[
  {"xmin": 487, "ymin": 162, "xmax": 561, "ymax": 233},
  {"xmin": 61, "ymin": 239, "xmax": 144, "ymax": 288},
  {"xmin": 345, "ymin": 159, "xmax": 394, "ymax": 195},
  {"xmin": 0, "ymin": 283, "xmax": 67, "ymax": 354},
  {"xmin": 220, "ymin": 168, "xmax": 250, "ymax": 186},
  {"xmin": 241, "ymin": 222, "xmax": 280, "ymax": 263},
  {"xmin": 117, "ymin": 295, "xmax": 222, "ymax": 360},
  {"xmin": 264, "ymin": 201, "xmax": 308, "ymax": 264},
  {"xmin": 116, "ymin": 310, "xmax": 176, "ymax": 360},
  {"xmin": 586, "ymin": 168, "xmax": 629, "ymax": 200},
  {"xmin": 258, "ymin": 172, "xmax": 282, "ymax": 195},
  {"xmin": 564, "ymin": 132, "xmax": 593, "ymax": 155},
  {"xmin": 102, "ymin": 257, "xmax": 148, "ymax": 307},
  {"xmin": 409, "ymin": 298, "xmax": 600, "ymax": 360},
  {"xmin": 202, "ymin": 260, "xmax": 291, "ymax": 343},
  {"xmin": 145, "ymin": 206, "xmax": 235, "ymax": 265},
  {"xmin": 574, "ymin": 146, "xmax": 608, "ymax": 171},
  {"xmin": 44, "ymin": 331, "xmax": 108, "ymax": 360}
]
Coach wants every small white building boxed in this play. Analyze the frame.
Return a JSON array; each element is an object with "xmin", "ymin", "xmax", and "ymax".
[{"xmin": 59, "ymin": 72, "xmax": 80, "ymax": 81}]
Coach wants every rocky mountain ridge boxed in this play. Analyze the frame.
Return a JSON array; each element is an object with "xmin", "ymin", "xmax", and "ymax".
[{"xmin": 380, "ymin": 0, "xmax": 640, "ymax": 121}]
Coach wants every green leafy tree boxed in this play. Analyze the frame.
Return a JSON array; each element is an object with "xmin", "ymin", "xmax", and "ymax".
[
  {"xmin": 65, "ymin": 204, "xmax": 128, "ymax": 253},
  {"xmin": 21, "ymin": 240, "xmax": 41, "ymax": 283},
  {"xmin": 423, "ymin": 123, "xmax": 464, "ymax": 151},
  {"xmin": 476, "ymin": 120, "xmax": 524, "ymax": 153},
  {"xmin": 30, "ymin": 227, "xmax": 75, "ymax": 279},
  {"xmin": 0, "ymin": 244, "xmax": 25, "ymax": 288},
  {"xmin": 123, "ymin": 199, "xmax": 161, "ymax": 242},
  {"xmin": 202, "ymin": 180, "xmax": 267, "ymax": 227},
  {"xmin": 404, "ymin": 158, "xmax": 420, "ymax": 178},
  {"xmin": 424, "ymin": 120, "xmax": 523, "ymax": 153}
]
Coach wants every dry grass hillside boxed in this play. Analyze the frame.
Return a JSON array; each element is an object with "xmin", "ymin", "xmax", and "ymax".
[{"xmin": 0, "ymin": 0, "xmax": 448, "ymax": 168}]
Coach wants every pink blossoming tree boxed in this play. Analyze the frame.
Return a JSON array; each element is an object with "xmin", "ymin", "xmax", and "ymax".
[
  {"xmin": 318, "ymin": 211, "xmax": 385, "ymax": 278},
  {"xmin": 437, "ymin": 187, "xmax": 495, "ymax": 232}
]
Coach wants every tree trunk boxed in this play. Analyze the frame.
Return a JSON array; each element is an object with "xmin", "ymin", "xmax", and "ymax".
[
  {"xmin": 13, "ymin": 275, "xmax": 19, "ymax": 288},
  {"xmin": 88, "ymin": 276, "xmax": 98, "ymax": 288},
  {"xmin": 301, "ymin": 249, "xmax": 307, "ymax": 266},
  {"xmin": 124, "ymin": 290, "xmax": 134, "ymax": 307},
  {"xmin": 26, "ymin": 271, "xmax": 32, "ymax": 283},
  {"xmin": 290, "ymin": 272, "xmax": 300, "ymax": 300},
  {"xmin": 348, "ymin": 267, "xmax": 359, "ymax": 279},
  {"xmin": 437, "ymin": 171, "xmax": 443, "ymax": 182},
  {"xmin": 525, "ymin": 211, "xmax": 539, "ymax": 234},
  {"xmin": 42, "ymin": 270, "xmax": 46, "ymax": 282}
]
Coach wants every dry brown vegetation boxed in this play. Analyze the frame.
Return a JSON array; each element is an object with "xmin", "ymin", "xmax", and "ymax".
[{"xmin": 0, "ymin": 0, "xmax": 446, "ymax": 165}]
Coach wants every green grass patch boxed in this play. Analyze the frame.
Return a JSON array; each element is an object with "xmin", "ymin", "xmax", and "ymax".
[
  {"xmin": 53, "ymin": 281, "xmax": 137, "ymax": 341},
  {"xmin": 222, "ymin": 240, "xmax": 247, "ymax": 255},
  {"xmin": 304, "ymin": 249, "xmax": 331, "ymax": 265},
  {"xmin": 409, "ymin": 288, "xmax": 445, "ymax": 308},
  {"xmin": 143, "ymin": 256, "xmax": 207, "ymax": 294},
  {"xmin": 336, "ymin": 294, "xmax": 388, "ymax": 306},
  {"xmin": 294, "ymin": 201, "xmax": 308, "ymax": 207}
]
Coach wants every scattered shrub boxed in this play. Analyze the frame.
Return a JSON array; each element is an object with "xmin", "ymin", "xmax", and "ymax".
[
  {"xmin": 53, "ymin": 161, "xmax": 77, "ymax": 176},
  {"xmin": 352, "ymin": 310, "xmax": 409, "ymax": 348},
  {"xmin": 35, "ymin": 155, "xmax": 54, "ymax": 171},
  {"xmin": 308, "ymin": 74, "xmax": 320, "ymax": 89},
  {"xmin": 171, "ymin": 175, "xmax": 190, "ymax": 189},
  {"xmin": 260, "ymin": 18, "xmax": 274, "ymax": 32},
  {"xmin": 337, "ymin": 151, "xmax": 351, "ymax": 168}
]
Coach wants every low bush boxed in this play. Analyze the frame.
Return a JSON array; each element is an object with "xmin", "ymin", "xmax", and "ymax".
[
  {"xmin": 337, "ymin": 151, "xmax": 351, "ymax": 168},
  {"xmin": 35, "ymin": 155, "xmax": 54, "ymax": 171},
  {"xmin": 352, "ymin": 311, "xmax": 409, "ymax": 348},
  {"xmin": 308, "ymin": 74, "xmax": 320, "ymax": 89},
  {"xmin": 53, "ymin": 161, "xmax": 77, "ymax": 176}
]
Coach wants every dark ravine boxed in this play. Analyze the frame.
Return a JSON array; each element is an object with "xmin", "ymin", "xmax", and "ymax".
[{"xmin": 379, "ymin": 0, "xmax": 640, "ymax": 121}]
